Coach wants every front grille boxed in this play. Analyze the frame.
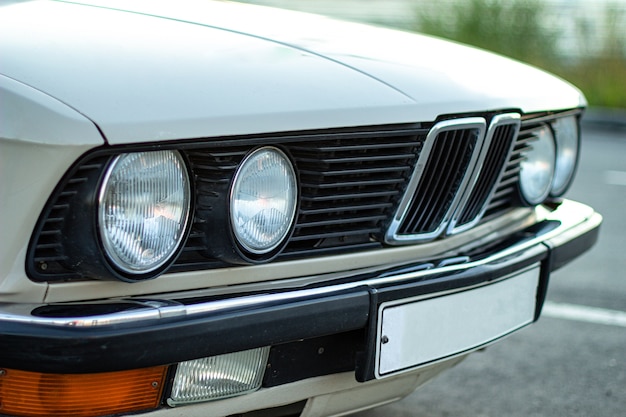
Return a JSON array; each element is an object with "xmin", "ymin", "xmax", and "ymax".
[
  {"xmin": 285, "ymin": 132, "xmax": 424, "ymax": 256},
  {"xmin": 28, "ymin": 110, "xmax": 580, "ymax": 282}
]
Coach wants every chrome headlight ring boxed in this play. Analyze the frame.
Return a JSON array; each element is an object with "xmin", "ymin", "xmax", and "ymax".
[
  {"xmin": 98, "ymin": 150, "xmax": 192, "ymax": 277},
  {"xmin": 229, "ymin": 146, "xmax": 299, "ymax": 260},
  {"xmin": 550, "ymin": 116, "xmax": 580, "ymax": 197},
  {"xmin": 518, "ymin": 124, "xmax": 557, "ymax": 205}
]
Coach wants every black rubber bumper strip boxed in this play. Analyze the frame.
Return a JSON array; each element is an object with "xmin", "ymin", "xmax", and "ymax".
[{"xmin": 0, "ymin": 290, "xmax": 370, "ymax": 374}]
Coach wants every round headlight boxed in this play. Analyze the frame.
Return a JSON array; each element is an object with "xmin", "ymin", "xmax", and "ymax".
[
  {"xmin": 551, "ymin": 116, "xmax": 579, "ymax": 196},
  {"xmin": 230, "ymin": 147, "xmax": 298, "ymax": 255},
  {"xmin": 519, "ymin": 125, "xmax": 556, "ymax": 205},
  {"xmin": 98, "ymin": 151, "xmax": 191, "ymax": 275}
]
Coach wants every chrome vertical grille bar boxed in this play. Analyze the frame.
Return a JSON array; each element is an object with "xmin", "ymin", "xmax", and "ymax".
[{"xmin": 385, "ymin": 117, "xmax": 487, "ymax": 244}]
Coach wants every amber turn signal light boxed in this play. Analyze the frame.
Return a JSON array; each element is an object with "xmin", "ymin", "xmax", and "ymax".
[{"xmin": 0, "ymin": 366, "xmax": 167, "ymax": 417}]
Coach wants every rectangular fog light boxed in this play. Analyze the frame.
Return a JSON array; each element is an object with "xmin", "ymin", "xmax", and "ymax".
[{"xmin": 167, "ymin": 347, "xmax": 270, "ymax": 406}]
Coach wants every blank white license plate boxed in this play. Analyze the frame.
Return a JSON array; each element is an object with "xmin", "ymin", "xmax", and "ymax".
[{"xmin": 376, "ymin": 266, "xmax": 540, "ymax": 377}]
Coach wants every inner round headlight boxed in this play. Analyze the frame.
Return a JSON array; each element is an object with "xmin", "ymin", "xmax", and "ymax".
[
  {"xmin": 230, "ymin": 147, "xmax": 298, "ymax": 255},
  {"xmin": 519, "ymin": 125, "xmax": 556, "ymax": 205},
  {"xmin": 551, "ymin": 116, "xmax": 579, "ymax": 196},
  {"xmin": 98, "ymin": 151, "xmax": 191, "ymax": 275}
]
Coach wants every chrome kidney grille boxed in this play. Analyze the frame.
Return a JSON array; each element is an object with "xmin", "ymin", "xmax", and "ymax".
[
  {"xmin": 386, "ymin": 118, "xmax": 485, "ymax": 243},
  {"xmin": 385, "ymin": 114, "xmax": 520, "ymax": 244}
]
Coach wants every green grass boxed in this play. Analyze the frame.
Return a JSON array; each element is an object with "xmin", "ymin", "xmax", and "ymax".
[
  {"xmin": 414, "ymin": 0, "xmax": 626, "ymax": 109},
  {"xmin": 560, "ymin": 57, "xmax": 626, "ymax": 109}
]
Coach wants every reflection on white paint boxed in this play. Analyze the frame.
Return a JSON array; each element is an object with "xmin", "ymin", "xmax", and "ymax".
[
  {"xmin": 543, "ymin": 301, "xmax": 626, "ymax": 328},
  {"xmin": 604, "ymin": 170, "xmax": 626, "ymax": 186}
]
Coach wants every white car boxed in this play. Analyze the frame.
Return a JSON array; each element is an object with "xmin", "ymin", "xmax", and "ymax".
[{"xmin": 0, "ymin": 1, "xmax": 601, "ymax": 416}]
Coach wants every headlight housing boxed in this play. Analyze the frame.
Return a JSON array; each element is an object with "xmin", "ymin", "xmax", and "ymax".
[
  {"xmin": 519, "ymin": 125, "xmax": 556, "ymax": 205},
  {"xmin": 550, "ymin": 116, "xmax": 580, "ymax": 196},
  {"xmin": 230, "ymin": 147, "xmax": 298, "ymax": 258},
  {"xmin": 98, "ymin": 151, "xmax": 191, "ymax": 276}
]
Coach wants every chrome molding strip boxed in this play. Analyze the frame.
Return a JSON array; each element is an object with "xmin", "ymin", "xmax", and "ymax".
[
  {"xmin": 0, "ymin": 201, "xmax": 601, "ymax": 329},
  {"xmin": 385, "ymin": 117, "xmax": 487, "ymax": 244},
  {"xmin": 447, "ymin": 113, "xmax": 521, "ymax": 235}
]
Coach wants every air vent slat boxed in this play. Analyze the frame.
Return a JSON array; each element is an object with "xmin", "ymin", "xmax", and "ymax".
[
  {"xmin": 296, "ymin": 214, "xmax": 388, "ymax": 228},
  {"xmin": 301, "ymin": 190, "xmax": 402, "ymax": 202},
  {"xmin": 295, "ymin": 153, "xmax": 417, "ymax": 165},
  {"xmin": 289, "ymin": 228, "xmax": 380, "ymax": 241},
  {"xmin": 300, "ymin": 203, "xmax": 393, "ymax": 215},
  {"xmin": 298, "ymin": 166, "xmax": 412, "ymax": 177},
  {"xmin": 301, "ymin": 178, "xmax": 406, "ymax": 189}
]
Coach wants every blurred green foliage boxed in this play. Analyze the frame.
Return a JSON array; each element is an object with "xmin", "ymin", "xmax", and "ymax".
[{"xmin": 415, "ymin": 0, "xmax": 626, "ymax": 108}]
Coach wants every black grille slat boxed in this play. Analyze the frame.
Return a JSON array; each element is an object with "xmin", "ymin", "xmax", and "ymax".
[
  {"xmin": 289, "ymin": 140, "xmax": 423, "ymax": 152},
  {"xmin": 289, "ymin": 227, "xmax": 382, "ymax": 241},
  {"xmin": 280, "ymin": 242, "xmax": 380, "ymax": 259},
  {"xmin": 295, "ymin": 153, "xmax": 417, "ymax": 164},
  {"xmin": 33, "ymin": 255, "xmax": 69, "ymax": 263},
  {"xmin": 300, "ymin": 190, "xmax": 402, "ymax": 202},
  {"xmin": 295, "ymin": 214, "xmax": 388, "ymax": 228},
  {"xmin": 300, "ymin": 202, "xmax": 394, "ymax": 215},
  {"xmin": 299, "ymin": 166, "xmax": 412, "ymax": 177},
  {"xmin": 301, "ymin": 178, "xmax": 406, "ymax": 189}
]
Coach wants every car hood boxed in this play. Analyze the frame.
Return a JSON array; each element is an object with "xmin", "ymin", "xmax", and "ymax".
[{"xmin": 0, "ymin": 0, "xmax": 585, "ymax": 145}]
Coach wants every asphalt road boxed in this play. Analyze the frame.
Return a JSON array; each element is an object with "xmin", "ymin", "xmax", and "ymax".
[{"xmin": 353, "ymin": 126, "xmax": 626, "ymax": 417}]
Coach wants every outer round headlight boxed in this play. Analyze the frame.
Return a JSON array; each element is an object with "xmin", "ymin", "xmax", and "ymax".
[
  {"xmin": 551, "ymin": 116, "xmax": 579, "ymax": 196},
  {"xmin": 98, "ymin": 151, "xmax": 191, "ymax": 275},
  {"xmin": 519, "ymin": 125, "xmax": 556, "ymax": 205},
  {"xmin": 230, "ymin": 147, "xmax": 298, "ymax": 255}
]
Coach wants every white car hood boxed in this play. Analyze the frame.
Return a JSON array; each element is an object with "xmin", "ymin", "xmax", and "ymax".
[{"xmin": 0, "ymin": 0, "xmax": 585, "ymax": 145}]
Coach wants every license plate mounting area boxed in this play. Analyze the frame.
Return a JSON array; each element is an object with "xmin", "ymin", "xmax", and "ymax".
[{"xmin": 375, "ymin": 266, "xmax": 540, "ymax": 378}]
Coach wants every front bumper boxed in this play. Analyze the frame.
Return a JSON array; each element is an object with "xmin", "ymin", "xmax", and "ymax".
[{"xmin": 0, "ymin": 200, "xmax": 601, "ymax": 379}]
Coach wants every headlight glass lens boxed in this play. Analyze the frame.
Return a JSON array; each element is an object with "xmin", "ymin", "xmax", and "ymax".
[
  {"xmin": 551, "ymin": 116, "xmax": 579, "ymax": 196},
  {"xmin": 99, "ymin": 151, "xmax": 190, "ymax": 274},
  {"xmin": 231, "ymin": 147, "xmax": 298, "ymax": 255},
  {"xmin": 519, "ymin": 125, "xmax": 556, "ymax": 205}
]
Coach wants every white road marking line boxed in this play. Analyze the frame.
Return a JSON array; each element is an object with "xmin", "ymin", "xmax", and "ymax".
[
  {"xmin": 604, "ymin": 170, "xmax": 626, "ymax": 186},
  {"xmin": 542, "ymin": 301, "xmax": 626, "ymax": 328}
]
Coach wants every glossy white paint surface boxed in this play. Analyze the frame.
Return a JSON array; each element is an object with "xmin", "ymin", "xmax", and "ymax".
[
  {"xmin": 0, "ymin": 1, "xmax": 412, "ymax": 144},
  {"xmin": 90, "ymin": 0, "xmax": 585, "ymax": 112},
  {"xmin": 0, "ymin": 75, "xmax": 103, "ymax": 146},
  {"xmin": 0, "ymin": 0, "xmax": 585, "ymax": 145},
  {"xmin": 0, "ymin": 74, "xmax": 104, "ymax": 302}
]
